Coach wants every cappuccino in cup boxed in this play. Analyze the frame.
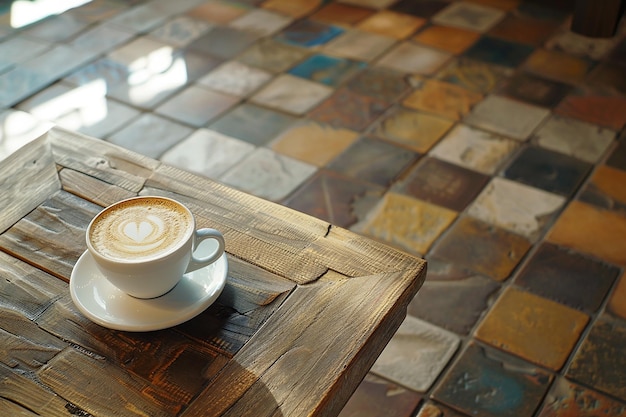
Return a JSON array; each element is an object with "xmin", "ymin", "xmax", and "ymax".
[{"xmin": 86, "ymin": 196, "xmax": 225, "ymax": 299}]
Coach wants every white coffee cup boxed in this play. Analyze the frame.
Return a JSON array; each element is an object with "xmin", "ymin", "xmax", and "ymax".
[{"xmin": 86, "ymin": 196, "xmax": 225, "ymax": 299}]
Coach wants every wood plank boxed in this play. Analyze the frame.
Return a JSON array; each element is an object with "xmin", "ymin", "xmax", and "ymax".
[
  {"xmin": 0, "ymin": 133, "xmax": 60, "ymax": 234},
  {"xmin": 59, "ymin": 167, "xmax": 136, "ymax": 207},
  {"xmin": 182, "ymin": 268, "xmax": 423, "ymax": 417},
  {"xmin": 0, "ymin": 190, "xmax": 102, "ymax": 281}
]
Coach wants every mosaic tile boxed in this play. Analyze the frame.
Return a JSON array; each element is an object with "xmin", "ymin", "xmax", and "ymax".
[
  {"xmin": 186, "ymin": 1, "xmax": 249, "ymax": 24},
  {"xmin": 488, "ymin": 13, "xmax": 557, "ymax": 45},
  {"xmin": 0, "ymin": 65, "xmax": 56, "ymax": 108},
  {"xmin": 469, "ymin": 177, "xmax": 566, "ymax": 240},
  {"xmin": 414, "ymin": 401, "xmax": 466, "ymax": 417},
  {"xmin": 430, "ymin": 216, "xmax": 532, "ymax": 281},
  {"xmin": 271, "ymin": 120, "xmax": 358, "ymax": 167},
  {"xmin": 371, "ymin": 315, "xmax": 460, "ymax": 392},
  {"xmin": 515, "ymin": 242, "xmax": 620, "ymax": 313},
  {"xmin": 251, "ymin": 74, "xmax": 333, "ymax": 115},
  {"xmin": 390, "ymin": 0, "xmax": 449, "ymax": 18},
  {"xmin": 463, "ymin": 0, "xmax": 520, "ymax": 11},
  {"xmin": 173, "ymin": 48, "xmax": 223, "ymax": 82},
  {"xmin": 108, "ymin": 3, "xmax": 169, "ymax": 33},
  {"xmin": 262, "ymin": 0, "xmax": 321, "ymax": 18},
  {"xmin": 435, "ymin": 57, "xmax": 512, "ymax": 94},
  {"xmin": 503, "ymin": 146, "xmax": 592, "ymax": 197},
  {"xmin": 413, "ymin": 25, "xmax": 481, "ymax": 55},
  {"xmin": 377, "ymin": 42, "xmax": 452, "ymax": 75},
  {"xmin": 209, "ymin": 103, "xmax": 296, "ymax": 146},
  {"xmin": 197, "ymin": 61, "xmax": 272, "ymax": 97},
  {"xmin": 408, "ymin": 258, "xmax": 500, "ymax": 335},
  {"xmin": 547, "ymin": 200, "xmax": 626, "ymax": 266},
  {"xmin": 545, "ymin": 28, "xmax": 618, "ymax": 61},
  {"xmin": 464, "ymin": 95, "xmax": 550, "ymax": 140},
  {"xmin": 327, "ymin": 136, "xmax": 419, "ymax": 186},
  {"xmin": 338, "ymin": 0, "xmax": 397, "ymax": 9},
  {"xmin": 338, "ymin": 373, "xmax": 422, "ymax": 417},
  {"xmin": 64, "ymin": 57, "xmax": 130, "ymax": 90},
  {"xmin": 567, "ymin": 315, "xmax": 626, "ymax": 399},
  {"xmin": 282, "ymin": 170, "xmax": 384, "ymax": 228},
  {"xmin": 556, "ymin": 89, "xmax": 626, "ymax": 131},
  {"xmin": 23, "ymin": 13, "xmax": 88, "ymax": 42},
  {"xmin": 160, "ymin": 128, "xmax": 255, "ymax": 179},
  {"xmin": 608, "ymin": 272, "xmax": 626, "ymax": 320},
  {"xmin": 586, "ymin": 62, "xmax": 626, "ymax": 97},
  {"xmin": 516, "ymin": 2, "xmax": 569, "ymax": 21},
  {"xmin": 309, "ymin": 88, "xmax": 389, "ymax": 131},
  {"xmin": 69, "ymin": 23, "xmax": 135, "ymax": 56},
  {"xmin": 375, "ymin": 107, "xmax": 454, "ymax": 153},
  {"xmin": 345, "ymin": 66, "xmax": 410, "ymax": 104},
  {"xmin": 275, "ymin": 19, "xmax": 344, "ymax": 48},
  {"xmin": 186, "ymin": 26, "xmax": 259, "ymax": 60},
  {"xmin": 155, "ymin": 84, "xmax": 239, "ymax": 127},
  {"xmin": 432, "ymin": 2, "xmax": 505, "ymax": 32},
  {"xmin": 288, "ymin": 54, "xmax": 366, "ymax": 87},
  {"xmin": 0, "ymin": 37, "xmax": 52, "ymax": 73},
  {"xmin": 107, "ymin": 113, "xmax": 193, "ymax": 159},
  {"xmin": 323, "ymin": 29, "xmax": 396, "ymax": 62},
  {"xmin": 357, "ymin": 10, "xmax": 425, "ymax": 40},
  {"xmin": 579, "ymin": 165, "xmax": 626, "ymax": 214},
  {"xmin": 537, "ymin": 377, "xmax": 626, "ymax": 417},
  {"xmin": 476, "ymin": 287, "xmax": 589, "ymax": 370},
  {"xmin": 403, "ymin": 78, "xmax": 483, "ymax": 120},
  {"xmin": 524, "ymin": 49, "xmax": 592, "ymax": 84},
  {"xmin": 394, "ymin": 157, "xmax": 489, "ymax": 211},
  {"xmin": 464, "ymin": 36, "xmax": 534, "ymax": 68},
  {"xmin": 67, "ymin": 0, "xmax": 127, "ymax": 23},
  {"xmin": 148, "ymin": 16, "xmax": 212, "ymax": 47},
  {"xmin": 310, "ymin": 3, "xmax": 374, "ymax": 26},
  {"xmin": 107, "ymin": 35, "xmax": 173, "ymax": 70},
  {"xmin": 433, "ymin": 342, "xmax": 552, "ymax": 417},
  {"xmin": 429, "ymin": 124, "xmax": 519, "ymax": 175},
  {"xmin": 355, "ymin": 192, "xmax": 457, "ymax": 255},
  {"xmin": 533, "ymin": 115, "xmax": 615, "ymax": 163},
  {"xmin": 219, "ymin": 147, "xmax": 316, "ymax": 201},
  {"xmin": 229, "ymin": 9, "xmax": 292, "ymax": 36},
  {"xmin": 0, "ymin": 109, "xmax": 54, "ymax": 161},
  {"xmin": 497, "ymin": 72, "xmax": 571, "ymax": 107},
  {"xmin": 606, "ymin": 135, "xmax": 626, "ymax": 170},
  {"xmin": 237, "ymin": 38, "xmax": 309, "ymax": 73},
  {"xmin": 21, "ymin": 44, "xmax": 94, "ymax": 90}
]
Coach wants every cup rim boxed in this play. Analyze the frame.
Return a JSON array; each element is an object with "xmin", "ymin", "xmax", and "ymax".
[{"xmin": 86, "ymin": 196, "xmax": 195, "ymax": 265}]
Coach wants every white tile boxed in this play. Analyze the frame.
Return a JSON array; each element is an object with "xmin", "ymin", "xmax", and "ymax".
[
  {"xmin": 198, "ymin": 61, "xmax": 272, "ymax": 96},
  {"xmin": 251, "ymin": 74, "xmax": 332, "ymax": 115}
]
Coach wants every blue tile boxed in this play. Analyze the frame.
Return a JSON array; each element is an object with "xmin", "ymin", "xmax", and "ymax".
[
  {"xmin": 464, "ymin": 36, "xmax": 535, "ymax": 68},
  {"xmin": 288, "ymin": 54, "xmax": 365, "ymax": 86},
  {"xmin": 275, "ymin": 20, "xmax": 344, "ymax": 47}
]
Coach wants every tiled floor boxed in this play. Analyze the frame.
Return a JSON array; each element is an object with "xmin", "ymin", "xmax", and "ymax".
[{"xmin": 1, "ymin": 0, "xmax": 625, "ymax": 415}]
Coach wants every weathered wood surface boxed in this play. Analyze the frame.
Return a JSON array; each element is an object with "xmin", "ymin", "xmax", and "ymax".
[{"xmin": 0, "ymin": 127, "xmax": 426, "ymax": 416}]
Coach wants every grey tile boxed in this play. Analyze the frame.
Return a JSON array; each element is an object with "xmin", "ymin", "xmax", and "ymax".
[
  {"xmin": 197, "ymin": 61, "xmax": 272, "ymax": 97},
  {"xmin": 250, "ymin": 74, "xmax": 333, "ymax": 115},
  {"xmin": 155, "ymin": 84, "xmax": 239, "ymax": 126}
]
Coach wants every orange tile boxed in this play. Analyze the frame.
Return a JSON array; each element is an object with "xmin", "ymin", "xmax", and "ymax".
[
  {"xmin": 187, "ymin": 1, "xmax": 249, "ymax": 23},
  {"xmin": 357, "ymin": 10, "xmax": 425, "ymax": 39},
  {"xmin": 608, "ymin": 272, "xmax": 626, "ymax": 320},
  {"xmin": 403, "ymin": 79, "xmax": 483, "ymax": 120},
  {"xmin": 262, "ymin": 0, "xmax": 322, "ymax": 18},
  {"xmin": 547, "ymin": 200, "xmax": 626, "ymax": 266},
  {"xmin": 556, "ymin": 92, "xmax": 626, "ymax": 131},
  {"xmin": 524, "ymin": 49, "xmax": 592, "ymax": 84},
  {"xmin": 489, "ymin": 14, "xmax": 558, "ymax": 45},
  {"xmin": 376, "ymin": 108, "xmax": 454, "ymax": 153},
  {"xmin": 588, "ymin": 165, "xmax": 626, "ymax": 206},
  {"xmin": 310, "ymin": 3, "xmax": 374, "ymax": 26},
  {"xmin": 413, "ymin": 25, "xmax": 481, "ymax": 54},
  {"xmin": 475, "ymin": 287, "xmax": 589, "ymax": 370}
]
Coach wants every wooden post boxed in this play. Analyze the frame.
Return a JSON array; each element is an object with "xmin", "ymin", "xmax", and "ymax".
[{"xmin": 571, "ymin": 0, "xmax": 625, "ymax": 38}]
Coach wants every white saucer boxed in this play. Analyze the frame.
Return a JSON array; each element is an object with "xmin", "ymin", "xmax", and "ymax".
[{"xmin": 70, "ymin": 249, "xmax": 228, "ymax": 332}]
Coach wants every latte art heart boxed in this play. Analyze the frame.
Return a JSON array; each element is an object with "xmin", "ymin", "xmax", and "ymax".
[{"xmin": 89, "ymin": 198, "xmax": 192, "ymax": 261}]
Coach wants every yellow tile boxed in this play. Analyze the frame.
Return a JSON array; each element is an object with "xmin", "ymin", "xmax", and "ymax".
[
  {"xmin": 403, "ymin": 79, "xmax": 483, "ymax": 120},
  {"xmin": 262, "ymin": 0, "xmax": 321, "ymax": 18},
  {"xmin": 589, "ymin": 165, "xmax": 626, "ymax": 206},
  {"xmin": 376, "ymin": 108, "xmax": 454, "ymax": 153}
]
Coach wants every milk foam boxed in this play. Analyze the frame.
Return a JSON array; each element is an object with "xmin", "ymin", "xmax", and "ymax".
[{"xmin": 90, "ymin": 199, "xmax": 192, "ymax": 261}]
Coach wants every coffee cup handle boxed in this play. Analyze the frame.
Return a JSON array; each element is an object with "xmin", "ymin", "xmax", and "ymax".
[{"xmin": 186, "ymin": 228, "xmax": 225, "ymax": 273}]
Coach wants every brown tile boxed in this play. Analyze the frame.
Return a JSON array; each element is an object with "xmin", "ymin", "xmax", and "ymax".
[
  {"xmin": 394, "ymin": 157, "xmax": 490, "ymax": 211},
  {"xmin": 476, "ymin": 287, "xmax": 589, "ymax": 370},
  {"xmin": 413, "ymin": 25, "xmax": 481, "ymax": 55},
  {"xmin": 586, "ymin": 62, "xmax": 626, "ymax": 97},
  {"xmin": 497, "ymin": 72, "xmax": 571, "ymax": 107},
  {"xmin": 238, "ymin": 38, "xmax": 309, "ymax": 73},
  {"xmin": 467, "ymin": 0, "xmax": 520, "ymax": 10},
  {"xmin": 390, "ymin": 0, "xmax": 450, "ymax": 19},
  {"xmin": 433, "ymin": 342, "xmax": 552, "ymax": 417},
  {"xmin": 310, "ymin": 3, "xmax": 374, "ymax": 26},
  {"xmin": 355, "ymin": 192, "xmax": 457, "ymax": 255},
  {"xmin": 357, "ymin": 10, "xmax": 425, "ymax": 39},
  {"xmin": 187, "ymin": 1, "xmax": 249, "ymax": 24},
  {"xmin": 567, "ymin": 315, "xmax": 626, "ymax": 400},
  {"xmin": 403, "ymin": 78, "xmax": 483, "ymax": 120},
  {"xmin": 310, "ymin": 88, "xmax": 390, "ymax": 131},
  {"xmin": 415, "ymin": 401, "xmax": 467, "ymax": 417},
  {"xmin": 579, "ymin": 165, "xmax": 626, "ymax": 213},
  {"xmin": 488, "ymin": 13, "xmax": 557, "ymax": 45},
  {"xmin": 408, "ymin": 258, "xmax": 500, "ymax": 335},
  {"xmin": 515, "ymin": 243, "xmax": 620, "ymax": 313},
  {"xmin": 608, "ymin": 272, "xmax": 626, "ymax": 320},
  {"xmin": 556, "ymin": 89, "xmax": 626, "ymax": 131},
  {"xmin": 282, "ymin": 170, "xmax": 384, "ymax": 228},
  {"xmin": 524, "ymin": 49, "xmax": 593, "ymax": 85},
  {"xmin": 537, "ymin": 377, "xmax": 626, "ymax": 417},
  {"xmin": 375, "ymin": 107, "xmax": 454, "ymax": 153},
  {"xmin": 271, "ymin": 121, "xmax": 358, "ymax": 166},
  {"xmin": 338, "ymin": 374, "xmax": 422, "ymax": 417},
  {"xmin": 436, "ymin": 57, "xmax": 513, "ymax": 94},
  {"xmin": 548, "ymin": 200, "xmax": 626, "ymax": 266},
  {"xmin": 607, "ymin": 133, "xmax": 626, "ymax": 170},
  {"xmin": 261, "ymin": 0, "xmax": 321, "ymax": 18},
  {"xmin": 345, "ymin": 66, "xmax": 411, "ymax": 105},
  {"xmin": 431, "ymin": 216, "xmax": 532, "ymax": 281}
]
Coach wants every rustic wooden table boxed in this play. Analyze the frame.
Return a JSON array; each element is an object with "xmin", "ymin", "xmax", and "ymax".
[{"xmin": 0, "ymin": 127, "xmax": 426, "ymax": 417}]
